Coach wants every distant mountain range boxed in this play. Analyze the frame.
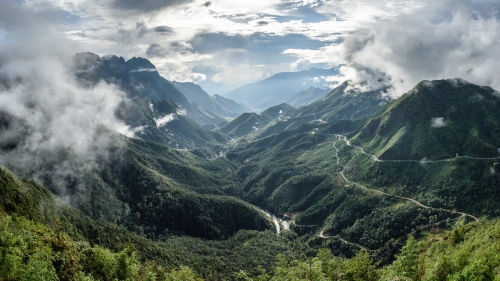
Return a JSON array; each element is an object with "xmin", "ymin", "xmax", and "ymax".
[
  {"xmin": 225, "ymin": 80, "xmax": 388, "ymax": 140},
  {"xmin": 223, "ymin": 67, "xmax": 341, "ymax": 111},
  {"xmin": 219, "ymin": 104, "xmax": 296, "ymax": 138},
  {"xmin": 171, "ymin": 81, "xmax": 251, "ymax": 118}
]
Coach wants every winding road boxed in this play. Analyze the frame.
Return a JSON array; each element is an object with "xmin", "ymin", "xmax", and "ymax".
[
  {"xmin": 331, "ymin": 134, "xmax": 500, "ymax": 163},
  {"xmin": 318, "ymin": 134, "xmax": 479, "ymax": 248}
]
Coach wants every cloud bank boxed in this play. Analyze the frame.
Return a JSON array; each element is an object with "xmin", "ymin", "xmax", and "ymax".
[
  {"xmin": 0, "ymin": 0, "xmax": 130, "ymax": 215},
  {"xmin": 339, "ymin": 0, "xmax": 500, "ymax": 97}
]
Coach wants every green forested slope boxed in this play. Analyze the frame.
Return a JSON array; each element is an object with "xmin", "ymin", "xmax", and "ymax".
[
  {"xmin": 0, "ymin": 167, "xmax": 301, "ymax": 280},
  {"xmin": 352, "ymin": 79, "xmax": 500, "ymax": 160},
  {"xmin": 116, "ymin": 99, "xmax": 229, "ymax": 151},
  {"xmin": 247, "ymin": 219, "xmax": 500, "ymax": 280}
]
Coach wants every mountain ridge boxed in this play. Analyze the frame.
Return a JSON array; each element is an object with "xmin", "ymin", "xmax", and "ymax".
[{"xmin": 223, "ymin": 67, "xmax": 341, "ymax": 111}]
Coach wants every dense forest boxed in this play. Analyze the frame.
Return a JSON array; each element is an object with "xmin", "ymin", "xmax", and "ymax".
[{"xmin": 2, "ymin": 58, "xmax": 500, "ymax": 280}]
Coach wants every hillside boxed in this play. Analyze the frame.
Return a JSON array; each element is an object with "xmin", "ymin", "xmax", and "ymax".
[
  {"xmin": 286, "ymin": 86, "xmax": 330, "ymax": 107},
  {"xmin": 223, "ymin": 67, "xmax": 340, "ymax": 111},
  {"xmin": 116, "ymin": 98, "xmax": 229, "ymax": 152},
  {"xmin": 73, "ymin": 53, "xmax": 225, "ymax": 125},
  {"xmin": 7, "ymin": 158, "xmax": 497, "ymax": 281},
  {"xmin": 0, "ymin": 167, "xmax": 300, "ymax": 280},
  {"xmin": 219, "ymin": 104, "xmax": 296, "ymax": 138},
  {"xmin": 212, "ymin": 94, "xmax": 251, "ymax": 115},
  {"xmin": 352, "ymin": 79, "xmax": 500, "ymax": 160},
  {"xmin": 171, "ymin": 81, "xmax": 250, "ymax": 118},
  {"xmin": 243, "ymin": 81, "xmax": 387, "ymax": 140}
]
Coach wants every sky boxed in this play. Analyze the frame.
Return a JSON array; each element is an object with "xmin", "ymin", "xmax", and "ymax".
[{"xmin": 1, "ymin": 0, "xmax": 500, "ymax": 96}]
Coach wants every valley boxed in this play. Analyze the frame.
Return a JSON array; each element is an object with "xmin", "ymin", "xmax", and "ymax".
[{"xmin": 1, "ymin": 53, "xmax": 500, "ymax": 280}]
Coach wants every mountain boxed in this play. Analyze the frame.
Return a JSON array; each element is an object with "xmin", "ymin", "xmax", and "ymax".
[
  {"xmin": 219, "ymin": 104, "xmax": 296, "ymax": 138},
  {"xmin": 352, "ymin": 78, "xmax": 500, "ymax": 160},
  {"xmin": 286, "ymin": 86, "xmax": 330, "ymax": 107},
  {"xmin": 212, "ymin": 94, "xmax": 251, "ymax": 115},
  {"xmin": 171, "ymin": 81, "xmax": 251, "ymax": 118},
  {"xmin": 219, "ymin": 113, "xmax": 267, "ymax": 138},
  {"xmin": 223, "ymin": 67, "xmax": 341, "ymax": 111},
  {"xmin": 115, "ymin": 98, "xmax": 229, "ymax": 152},
  {"xmin": 73, "ymin": 53, "xmax": 225, "ymax": 125},
  {"xmin": 236, "ymin": 81, "xmax": 387, "ymax": 140}
]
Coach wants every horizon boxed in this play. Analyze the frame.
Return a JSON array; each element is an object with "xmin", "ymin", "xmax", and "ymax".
[{"xmin": 1, "ymin": 0, "xmax": 500, "ymax": 98}]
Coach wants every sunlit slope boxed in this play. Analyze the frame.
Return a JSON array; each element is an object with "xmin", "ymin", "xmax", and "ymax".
[
  {"xmin": 226, "ymin": 121, "xmax": 457, "ymax": 253},
  {"xmin": 293, "ymin": 80, "xmax": 388, "ymax": 121},
  {"xmin": 352, "ymin": 79, "xmax": 500, "ymax": 160}
]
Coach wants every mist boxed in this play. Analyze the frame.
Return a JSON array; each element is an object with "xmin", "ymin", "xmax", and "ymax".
[
  {"xmin": 0, "ymin": 0, "xmax": 131, "ymax": 216},
  {"xmin": 339, "ymin": 0, "xmax": 500, "ymax": 98}
]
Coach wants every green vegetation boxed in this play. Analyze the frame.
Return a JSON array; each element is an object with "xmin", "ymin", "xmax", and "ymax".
[
  {"xmin": 4, "ymin": 77, "xmax": 500, "ymax": 280},
  {"xmin": 116, "ymin": 98, "xmax": 229, "ymax": 151},
  {"xmin": 352, "ymin": 79, "xmax": 500, "ymax": 160},
  {"xmin": 0, "ymin": 213, "xmax": 204, "ymax": 281},
  {"xmin": 0, "ymin": 166, "xmax": 304, "ymax": 280},
  {"xmin": 242, "ymin": 219, "xmax": 500, "ymax": 280},
  {"xmin": 74, "ymin": 52, "xmax": 224, "ymax": 125}
]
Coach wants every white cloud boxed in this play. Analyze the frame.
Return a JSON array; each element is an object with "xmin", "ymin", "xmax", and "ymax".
[
  {"xmin": 430, "ymin": 117, "xmax": 447, "ymax": 128},
  {"xmin": 338, "ymin": 0, "xmax": 500, "ymax": 97},
  {"xmin": 155, "ymin": 113, "xmax": 176, "ymax": 127},
  {"xmin": 8, "ymin": 0, "xmax": 500, "ymax": 93}
]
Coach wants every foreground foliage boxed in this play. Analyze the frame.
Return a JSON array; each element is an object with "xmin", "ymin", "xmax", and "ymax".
[{"xmin": 242, "ymin": 219, "xmax": 500, "ymax": 280}]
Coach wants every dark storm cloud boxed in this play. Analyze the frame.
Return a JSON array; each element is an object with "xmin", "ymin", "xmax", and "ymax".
[
  {"xmin": 153, "ymin": 25, "xmax": 174, "ymax": 34},
  {"xmin": 203, "ymin": 1, "xmax": 211, "ymax": 7},
  {"xmin": 112, "ymin": 0, "xmax": 194, "ymax": 13},
  {"xmin": 0, "ymin": 0, "xmax": 63, "ymax": 33},
  {"xmin": 257, "ymin": 21, "xmax": 269, "ymax": 26},
  {"xmin": 115, "ymin": 22, "xmax": 174, "ymax": 45}
]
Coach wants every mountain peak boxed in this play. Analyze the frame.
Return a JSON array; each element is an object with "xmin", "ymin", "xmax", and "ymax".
[
  {"xmin": 353, "ymin": 79, "xmax": 500, "ymax": 160},
  {"xmin": 126, "ymin": 57, "xmax": 156, "ymax": 71}
]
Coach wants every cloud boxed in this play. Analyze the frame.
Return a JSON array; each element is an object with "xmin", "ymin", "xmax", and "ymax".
[
  {"xmin": 0, "ymin": 0, "xmax": 129, "ymax": 212},
  {"xmin": 146, "ymin": 43, "xmax": 168, "ymax": 58},
  {"xmin": 189, "ymin": 72, "xmax": 207, "ymax": 83},
  {"xmin": 155, "ymin": 113, "xmax": 176, "ymax": 127},
  {"xmin": 430, "ymin": 117, "xmax": 447, "ymax": 128},
  {"xmin": 112, "ymin": 0, "xmax": 194, "ymax": 13},
  {"xmin": 16, "ymin": 0, "xmax": 500, "ymax": 95},
  {"xmin": 338, "ymin": 0, "xmax": 500, "ymax": 97},
  {"xmin": 154, "ymin": 25, "xmax": 174, "ymax": 34}
]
